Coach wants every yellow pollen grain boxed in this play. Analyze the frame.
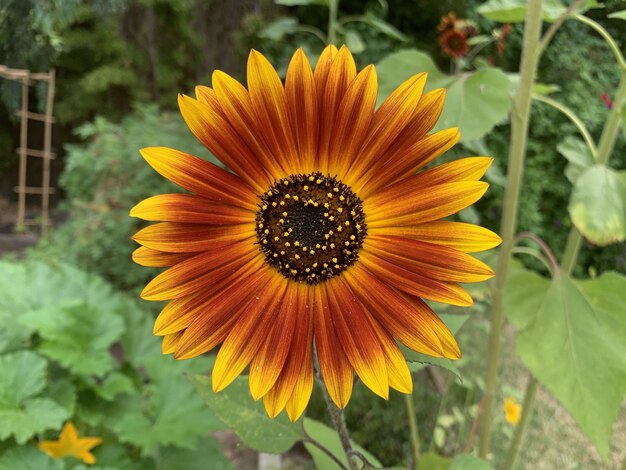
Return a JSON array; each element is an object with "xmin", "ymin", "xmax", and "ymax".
[
  {"xmin": 282, "ymin": 211, "xmax": 288, "ymax": 217},
  {"xmin": 303, "ymin": 185, "xmax": 309, "ymax": 191},
  {"xmin": 272, "ymin": 202, "xmax": 277, "ymax": 207}
]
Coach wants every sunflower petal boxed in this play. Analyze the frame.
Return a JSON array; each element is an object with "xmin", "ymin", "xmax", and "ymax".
[
  {"xmin": 285, "ymin": 49, "xmax": 318, "ymax": 173},
  {"xmin": 366, "ymin": 181, "xmax": 489, "ymax": 227},
  {"xmin": 313, "ymin": 286, "xmax": 354, "ymax": 408},
  {"xmin": 162, "ymin": 331, "xmax": 184, "ymax": 354},
  {"xmin": 130, "ymin": 194, "xmax": 252, "ymax": 225},
  {"xmin": 380, "ymin": 221, "xmax": 502, "ymax": 253},
  {"xmin": 366, "ymin": 235, "xmax": 495, "ymax": 283},
  {"xmin": 212, "ymin": 276, "xmax": 288, "ymax": 392},
  {"xmin": 131, "ymin": 246, "xmax": 191, "ymax": 267},
  {"xmin": 178, "ymin": 94, "xmax": 270, "ymax": 192},
  {"xmin": 328, "ymin": 279, "xmax": 389, "ymax": 399},
  {"xmin": 133, "ymin": 222, "xmax": 254, "ymax": 253},
  {"xmin": 139, "ymin": 147, "xmax": 257, "ymax": 208}
]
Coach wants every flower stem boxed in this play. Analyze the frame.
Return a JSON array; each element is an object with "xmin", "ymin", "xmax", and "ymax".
[
  {"xmin": 404, "ymin": 393, "xmax": 421, "ymax": 468},
  {"xmin": 322, "ymin": 385, "xmax": 358, "ymax": 470},
  {"xmin": 503, "ymin": 375, "xmax": 539, "ymax": 470},
  {"xmin": 560, "ymin": 73, "xmax": 626, "ymax": 274},
  {"xmin": 478, "ymin": 0, "xmax": 544, "ymax": 458},
  {"xmin": 327, "ymin": 0, "xmax": 339, "ymax": 45}
]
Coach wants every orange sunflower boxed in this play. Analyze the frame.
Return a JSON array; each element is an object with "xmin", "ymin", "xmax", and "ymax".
[{"xmin": 130, "ymin": 45, "xmax": 500, "ymax": 421}]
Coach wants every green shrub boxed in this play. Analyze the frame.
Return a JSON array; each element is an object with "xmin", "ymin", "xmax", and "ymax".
[{"xmin": 34, "ymin": 104, "xmax": 218, "ymax": 291}]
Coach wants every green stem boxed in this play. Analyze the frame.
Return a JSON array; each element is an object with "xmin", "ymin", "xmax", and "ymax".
[
  {"xmin": 532, "ymin": 94, "xmax": 597, "ymax": 157},
  {"xmin": 574, "ymin": 14, "xmax": 626, "ymax": 72},
  {"xmin": 295, "ymin": 25, "xmax": 327, "ymax": 45},
  {"xmin": 478, "ymin": 0, "xmax": 544, "ymax": 458},
  {"xmin": 404, "ymin": 393, "xmax": 421, "ymax": 468},
  {"xmin": 327, "ymin": 0, "xmax": 339, "ymax": 45},
  {"xmin": 560, "ymin": 73, "xmax": 626, "ymax": 274},
  {"xmin": 503, "ymin": 376, "xmax": 539, "ymax": 470},
  {"xmin": 321, "ymin": 384, "xmax": 358, "ymax": 470},
  {"xmin": 537, "ymin": 0, "xmax": 585, "ymax": 55}
]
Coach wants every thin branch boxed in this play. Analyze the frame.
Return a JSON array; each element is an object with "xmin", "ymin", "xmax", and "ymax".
[
  {"xmin": 537, "ymin": 0, "xmax": 586, "ymax": 55},
  {"xmin": 304, "ymin": 437, "xmax": 349, "ymax": 470},
  {"xmin": 511, "ymin": 247, "xmax": 554, "ymax": 276},
  {"xmin": 515, "ymin": 232, "xmax": 560, "ymax": 273}
]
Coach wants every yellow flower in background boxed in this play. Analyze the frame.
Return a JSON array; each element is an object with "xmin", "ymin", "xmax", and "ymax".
[
  {"xmin": 38, "ymin": 421, "xmax": 102, "ymax": 464},
  {"xmin": 131, "ymin": 46, "xmax": 500, "ymax": 420},
  {"xmin": 504, "ymin": 397, "xmax": 522, "ymax": 425}
]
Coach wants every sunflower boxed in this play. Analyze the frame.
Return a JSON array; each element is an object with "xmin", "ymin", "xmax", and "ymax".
[
  {"xmin": 130, "ymin": 46, "xmax": 500, "ymax": 421},
  {"xmin": 439, "ymin": 29, "xmax": 470, "ymax": 58}
]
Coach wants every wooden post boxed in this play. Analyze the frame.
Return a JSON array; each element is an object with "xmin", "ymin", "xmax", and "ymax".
[
  {"xmin": 41, "ymin": 69, "xmax": 55, "ymax": 236},
  {"xmin": 16, "ymin": 74, "xmax": 29, "ymax": 232}
]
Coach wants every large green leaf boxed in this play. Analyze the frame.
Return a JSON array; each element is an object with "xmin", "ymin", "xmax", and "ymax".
[
  {"xmin": 416, "ymin": 452, "xmax": 451, "ymax": 470},
  {"xmin": 159, "ymin": 438, "xmax": 233, "ymax": 470},
  {"xmin": 556, "ymin": 136, "xmax": 595, "ymax": 184},
  {"xmin": 449, "ymin": 454, "xmax": 494, "ymax": 469},
  {"xmin": 503, "ymin": 269, "xmax": 626, "ymax": 457},
  {"xmin": 303, "ymin": 418, "xmax": 381, "ymax": 470},
  {"xmin": 376, "ymin": 50, "xmax": 511, "ymax": 142},
  {"xmin": 568, "ymin": 164, "xmax": 626, "ymax": 246},
  {"xmin": 0, "ymin": 447, "xmax": 65, "ymax": 470},
  {"xmin": 108, "ymin": 356, "xmax": 224, "ymax": 454},
  {"xmin": 190, "ymin": 375, "xmax": 305, "ymax": 454},
  {"xmin": 0, "ymin": 351, "xmax": 69, "ymax": 443},
  {"xmin": 20, "ymin": 301, "xmax": 124, "ymax": 377}
]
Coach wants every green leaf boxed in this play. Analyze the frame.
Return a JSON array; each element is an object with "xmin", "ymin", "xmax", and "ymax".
[
  {"xmin": 532, "ymin": 82, "xmax": 561, "ymax": 96},
  {"xmin": 416, "ymin": 452, "xmax": 451, "ymax": 470},
  {"xmin": 159, "ymin": 438, "xmax": 233, "ymax": 470},
  {"xmin": 568, "ymin": 164, "xmax": 626, "ymax": 246},
  {"xmin": 0, "ymin": 447, "xmax": 65, "ymax": 470},
  {"xmin": 92, "ymin": 372, "xmax": 136, "ymax": 401},
  {"xmin": 557, "ymin": 136, "xmax": 595, "ymax": 183},
  {"xmin": 20, "ymin": 301, "xmax": 124, "ymax": 377},
  {"xmin": 503, "ymin": 270, "xmax": 626, "ymax": 457},
  {"xmin": 343, "ymin": 30, "xmax": 365, "ymax": 54},
  {"xmin": 400, "ymin": 313, "xmax": 468, "ymax": 377},
  {"xmin": 376, "ymin": 50, "xmax": 511, "ymax": 142},
  {"xmin": 363, "ymin": 13, "xmax": 408, "ymax": 42},
  {"xmin": 478, "ymin": 0, "xmax": 599, "ymax": 23},
  {"xmin": 258, "ymin": 17, "xmax": 299, "ymax": 41},
  {"xmin": 109, "ymin": 356, "xmax": 224, "ymax": 454},
  {"xmin": 449, "ymin": 454, "xmax": 494, "ymax": 469},
  {"xmin": 190, "ymin": 375, "xmax": 305, "ymax": 453},
  {"xmin": 608, "ymin": 10, "xmax": 626, "ymax": 20},
  {"xmin": 303, "ymin": 418, "xmax": 381, "ymax": 469}
]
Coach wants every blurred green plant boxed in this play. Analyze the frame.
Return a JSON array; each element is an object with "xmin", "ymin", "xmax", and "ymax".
[
  {"xmin": 0, "ymin": 257, "xmax": 231, "ymax": 468},
  {"xmin": 33, "ymin": 104, "xmax": 216, "ymax": 291}
]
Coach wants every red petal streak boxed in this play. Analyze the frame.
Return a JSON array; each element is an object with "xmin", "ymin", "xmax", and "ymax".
[
  {"xmin": 153, "ymin": 255, "xmax": 265, "ymax": 336},
  {"xmin": 404, "ymin": 156, "xmax": 493, "ymax": 188},
  {"xmin": 132, "ymin": 246, "xmax": 192, "ymax": 267},
  {"xmin": 344, "ymin": 265, "xmax": 445, "ymax": 357},
  {"xmin": 178, "ymin": 94, "xmax": 271, "ymax": 192},
  {"xmin": 366, "ymin": 236, "xmax": 495, "ymax": 283},
  {"xmin": 379, "ymin": 221, "xmax": 502, "ymax": 253},
  {"xmin": 348, "ymin": 73, "xmax": 426, "ymax": 183},
  {"xmin": 327, "ymin": 65, "xmax": 377, "ymax": 181},
  {"xmin": 141, "ymin": 241, "xmax": 256, "ymax": 301},
  {"xmin": 130, "ymin": 194, "xmax": 253, "ymax": 225},
  {"xmin": 313, "ymin": 286, "xmax": 354, "ymax": 408},
  {"xmin": 247, "ymin": 50, "xmax": 297, "ymax": 176},
  {"xmin": 328, "ymin": 279, "xmax": 389, "ymax": 399},
  {"xmin": 317, "ymin": 45, "xmax": 357, "ymax": 173},
  {"xmin": 285, "ymin": 49, "xmax": 319, "ymax": 173},
  {"xmin": 174, "ymin": 263, "xmax": 273, "ymax": 359},
  {"xmin": 263, "ymin": 285, "xmax": 313, "ymax": 419},
  {"xmin": 133, "ymin": 222, "xmax": 254, "ymax": 253},
  {"xmin": 359, "ymin": 253, "xmax": 473, "ymax": 306},
  {"xmin": 358, "ymin": 128, "xmax": 460, "ymax": 197},
  {"xmin": 212, "ymin": 71, "xmax": 286, "ymax": 178},
  {"xmin": 248, "ymin": 284, "xmax": 299, "ymax": 400},
  {"xmin": 212, "ymin": 276, "xmax": 289, "ymax": 392},
  {"xmin": 366, "ymin": 181, "xmax": 489, "ymax": 227},
  {"xmin": 139, "ymin": 147, "xmax": 256, "ymax": 209}
]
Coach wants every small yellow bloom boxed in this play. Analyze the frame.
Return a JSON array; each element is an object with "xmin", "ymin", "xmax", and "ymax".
[
  {"xmin": 38, "ymin": 421, "xmax": 102, "ymax": 465},
  {"xmin": 503, "ymin": 397, "xmax": 522, "ymax": 425}
]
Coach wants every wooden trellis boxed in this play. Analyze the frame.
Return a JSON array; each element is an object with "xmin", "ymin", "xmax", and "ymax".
[{"xmin": 0, "ymin": 65, "xmax": 56, "ymax": 236}]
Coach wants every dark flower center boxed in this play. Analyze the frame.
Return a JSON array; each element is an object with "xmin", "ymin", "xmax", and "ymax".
[{"xmin": 256, "ymin": 172, "xmax": 367, "ymax": 285}]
